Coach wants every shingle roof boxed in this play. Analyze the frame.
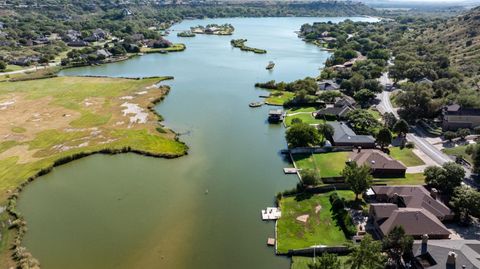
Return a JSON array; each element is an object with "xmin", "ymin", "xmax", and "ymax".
[
  {"xmin": 413, "ymin": 240, "xmax": 480, "ymax": 269},
  {"xmin": 370, "ymin": 203, "xmax": 398, "ymax": 220},
  {"xmin": 380, "ymin": 208, "xmax": 451, "ymax": 237},
  {"xmin": 351, "ymin": 150, "xmax": 406, "ymax": 170},
  {"xmin": 371, "ymin": 185, "xmax": 453, "ymax": 219},
  {"xmin": 329, "ymin": 121, "xmax": 375, "ymax": 144},
  {"xmin": 316, "ymin": 106, "xmax": 353, "ymax": 118}
]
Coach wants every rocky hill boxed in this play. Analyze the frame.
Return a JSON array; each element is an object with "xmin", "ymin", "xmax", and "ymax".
[{"xmin": 424, "ymin": 6, "xmax": 480, "ymax": 78}]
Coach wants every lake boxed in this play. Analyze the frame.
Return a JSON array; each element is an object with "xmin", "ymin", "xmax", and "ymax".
[{"xmin": 17, "ymin": 17, "xmax": 377, "ymax": 269}]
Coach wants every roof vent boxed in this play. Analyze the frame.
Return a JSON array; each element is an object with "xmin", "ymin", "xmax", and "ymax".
[{"xmin": 446, "ymin": 251, "xmax": 457, "ymax": 266}]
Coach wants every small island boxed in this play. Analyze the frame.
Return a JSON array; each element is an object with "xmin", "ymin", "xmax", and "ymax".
[
  {"xmin": 230, "ymin": 39, "xmax": 267, "ymax": 54},
  {"xmin": 190, "ymin": 24, "xmax": 235, "ymax": 35},
  {"xmin": 177, "ymin": 31, "xmax": 196, "ymax": 37}
]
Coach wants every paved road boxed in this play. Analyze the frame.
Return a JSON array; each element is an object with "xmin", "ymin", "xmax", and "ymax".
[
  {"xmin": 376, "ymin": 88, "xmax": 451, "ymax": 166},
  {"xmin": 0, "ymin": 63, "xmax": 57, "ymax": 76}
]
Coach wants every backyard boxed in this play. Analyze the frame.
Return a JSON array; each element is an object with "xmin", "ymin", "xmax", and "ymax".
[
  {"xmin": 284, "ymin": 107, "xmax": 325, "ymax": 127},
  {"xmin": 265, "ymin": 90, "xmax": 295, "ymax": 106},
  {"xmin": 293, "ymin": 152, "xmax": 350, "ymax": 178},
  {"xmin": 389, "ymin": 147, "xmax": 424, "ymax": 167},
  {"xmin": 374, "ymin": 173, "xmax": 425, "ymax": 185},
  {"xmin": 442, "ymin": 144, "xmax": 473, "ymax": 164},
  {"xmin": 277, "ymin": 190, "xmax": 355, "ymax": 253}
]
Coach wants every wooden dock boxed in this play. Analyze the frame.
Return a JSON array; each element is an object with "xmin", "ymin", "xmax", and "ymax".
[
  {"xmin": 261, "ymin": 207, "xmax": 281, "ymax": 220},
  {"xmin": 267, "ymin": 238, "xmax": 275, "ymax": 246},
  {"xmin": 283, "ymin": 168, "xmax": 298, "ymax": 174}
]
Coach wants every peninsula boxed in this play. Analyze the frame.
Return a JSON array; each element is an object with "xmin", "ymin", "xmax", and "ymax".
[{"xmin": 231, "ymin": 39, "xmax": 267, "ymax": 54}]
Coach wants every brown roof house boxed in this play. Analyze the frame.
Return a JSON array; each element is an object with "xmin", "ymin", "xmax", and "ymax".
[
  {"xmin": 368, "ymin": 185, "xmax": 453, "ymax": 240},
  {"xmin": 412, "ymin": 238, "xmax": 480, "ymax": 269},
  {"xmin": 370, "ymin": 185, "xmax": 454, "ymax": 221},
  {"xmin": 349, "ymin": 149, "xmax": 406, "ymax": 177},
  {"xmin": 442, "ymin": 104, "xmax": 480, "ymax": 131}
]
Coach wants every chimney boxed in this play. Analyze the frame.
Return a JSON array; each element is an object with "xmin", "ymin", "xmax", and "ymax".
[
  {"xmin": 421, "ymin": 234, "xmax": 428, "ymax": 254},
  {"xmin": 446, "ymin": 251, "xmax": 456, "ymax": 266},
  {"xmin": 357, "ymin": 146, "xmax": 362, "ymax": 153},
  {"xmin": 431, "ymin": 188, "xmax": 438, "ymax": 199}
]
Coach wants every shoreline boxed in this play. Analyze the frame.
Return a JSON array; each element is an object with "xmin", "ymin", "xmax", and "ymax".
[{"xmin": 0, "ymin": 77, "xmax": 189, "ymax": 268}]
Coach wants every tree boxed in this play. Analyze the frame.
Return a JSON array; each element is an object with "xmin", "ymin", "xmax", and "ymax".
[
  {"xmin": 346, "ymin": 234, "xmax": 384, "ymax": 269},
  {"xmin": 342, "ymin": 162, "xmax": 372, "ymax": 200},
  {"xmin": 443, "ymin": 131, "xmax": 457, "ymax": 142},
  {"xmin": 0, "ymin": 60, "xmax": 6, "ymax": 71},
  {"xmin": 473, "ymin": 144, "xmax": 480, "ymax": 174},
  {"xmin": 346, "ymin": 110, "xmax": 381, "ymax": 135},
  {"xmin": 300, "ymin": 169, "xmax": 321, "ymax": 186},
  {"xmin": 383, "ymin": 226, "xmax": 414, "ymax": 269},
  {"xmin": 354, "ymin": 89, "xmax": 376, "ymax": 107},
  {"xmin": 286, "ymin": 123, "xmax": 322, "ymax": 148},
  {"xmin": 392, "ymin": 119, "xmax": 408, "ymax": 136},
  {"xmin": 450, "ymin": 185, "xmax": 480, "ymax": 224},
  {"xmin": 383, "ymin": 112, "xmax": 397, "ymax": 129},
  {"xmin": 317, "ymin": 123, "xmax": 334, "ymax": 140},
  {"xmin": 376, "ymin": 128, "xmax": 392, "ymax": 149},
  {"xmin": 457, "ymin": 128, "xmax": 471, "ymax": 140},
  {"xmin": 291, "ymin": 118, "xmax": 303, "ymax": 125},
  {"xmin": 396, "ymin": 83, "xmax": 435, "ymax": 122},
  {"xmin": 424, "ymin": 162, "xmax": 464, "ymax": 194},
  {"xmin": 309, "ymin": 253, "xmax": 341, "ymax": 269}
]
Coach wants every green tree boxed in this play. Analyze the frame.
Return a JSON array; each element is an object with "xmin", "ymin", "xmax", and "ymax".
[
  {"xmin": 354, "ymin": 89, "xmax": 376, "ymax": 107},
  {"xmin": 346, "ymin": 234, "xmax": 384, "ymax": 269},
  {"xmin": 0, "ymin": 60, "xmax": 6, "ymax": 71},
  {"xmin": 457, "ymin": 128, "xmax": 471, "ymax": 140},
  {"xmin": 443, "ymin": 131, "xmax": 457, "ymax": 141},
  {"xmin": 473, "ymin": 144, "xmax": 480, "ymax": 174},
  {"xmin": 383, "ymin": 112, "xmax": 397, "ymax": 129},
  {"xmin": 376, "ymin": 128, "xmax": 392, "ymax": 149},
  {"xmin": 342, "ymin": 162, "xmax": 372, "ymax": 200},
  {"xmin": 346, "ymin": 110, "xmax": 381, "ymax": 135},
  {"xmin": 286, "ymin": 123, "xmax": 321, "ymax": 148},
  {"xmin": 450, "ymin": 185, "xmax": 480, "ymax": 224},
  {"xmin": 392, "ymin": 119, "xmax": 408, "ymax": 136},
  {"xmin": 424, "ymin": 162, "xmax": 464, "ymax": 194},
  {"xmin": 300, "ymin": 169, "xmax": 321, "ymax": 186},
  {"xmin": 396, "ymin": 83, "xmax": 435, "ymax": 122},
  {"xmin": 382, "ymin": 226, "xmax": 414, "ymax": 269},
  {"xmin": 317, "ymin": 123, "xmax": 334, "ymax": 139},
  {"xmin": 309, "ymin": 253, "xmax": 342, "ymax": 269}
]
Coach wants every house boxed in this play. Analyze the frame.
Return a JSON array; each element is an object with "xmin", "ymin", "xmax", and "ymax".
[
  {"xmin": 320, "ymin": 31, "xmax": 329, "ymax": 37},
  {"xmin": 315, "ymin": 105, "xmax": 354, "ymax": 120},
  {"xmin": 67, "ymin": 40, "xmax": 89, "ymax": 47},
  {"xmin": 442, "ymin": 104, "xmax": 480, "ymax": 130},
  {"xmin": 328, "ymin": 121, "xmax": 376, "ymax": 148},
  {"xmin": 316, "ymin": 79, "xmax": 340, "ymax": 92},
  {"xmin": 268, "ymin": 109, "xmax": 284, "ymax": 123},
  {"xmin": 349, "ymin": 149, "xmax": 406, "ymax": 177},
  {"xmin": 417, "ymin": 77, "xmax": 434, "ymax": 85},
  {"xmin": 33, "ymin": 37, "xmax": 50, "ymax": 45},
  {"xmin": 0, "ymin": 22, "xmax": 4, "ymax": 29},
  {"xmin": 334, "ymin": 96, "xmax": 356, "ymax": 108},
  {"xmin": 370, "ymin": 185, "xmax": 454, "ymax": 221},
  {"xmin": 10, "ymin": 56, "xmax": 40, "ymax": 66},
  {"xmin": 412, "ymin": 238, "xmax": 480, "ymax": 269},
  {"xmin": 96, "ymin": 49, "xmax": 112, "ymax": 58},
  {"xmin": 93, "ymin": 28, "xmax": 109, "ymax": 40},
  {"xmin": 369, "ymin": 206, "xmax": 451, "ymax": 239},
  {"xmin": 122, "ymin": 8, "xmax": 133, "ymax": 17},
  {"xmin": 63, "ymin": 30, "xmax": 81, "ymax": 42}
]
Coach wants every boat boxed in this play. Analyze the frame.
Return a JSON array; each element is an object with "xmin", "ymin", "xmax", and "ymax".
[
  {"xmin": 249, "ymin": 102, "xmax": 263, "ymax": 108},
  {"xmin": 266, "ymin": 61, "xmax": 275, "ymax": 70}
]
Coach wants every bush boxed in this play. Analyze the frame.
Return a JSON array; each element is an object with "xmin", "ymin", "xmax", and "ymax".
[
  {"xmin": 405, "ymin": 142, "xmax": 415, "ymax": 149},
  {"xmin": 329, "ymin": 193, "xmax": 356, "ymax": 237},
  {"xmin": 300, "ymin": 169, "xmax": 321, "ymax": 186}
]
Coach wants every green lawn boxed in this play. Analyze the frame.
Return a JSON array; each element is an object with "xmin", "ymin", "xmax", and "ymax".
[
  {"xmin": 277, "ymin": 190, "xmax": 355, "ymax": 253},
  {"xmin": 367, "ymin": 108, "xmax": 382, "ymax": 121},
  {"xmin": 140, "ymin": 43, "xmax": 186, "ymax": 53},
  {"xmin": 3, "ymin": 65, "xmax": 25, "ymax": 73},
  {"xmin": 265, "ymin": 91, "xmax": 295, "ymax": 106},
  {"xmin": 293, "ymin": 152, "xmax": 349, "ymax": 178},
  {"xmin": 285, "ymin": 113, "xmax": 325, "ymax": 127},
  {"xmin": 442, "ymin": 144, "xmax": 473, "ymax": 164},
  {"xmin": 374, "ymin": 173, "xmax": 425, "ymax": 185},
  {"xmin": 389, "ymin": 147, "xmax": 424, "ymax": 167},
  {"xmin": 291, "ymin": 256, "xmax": 348, "ymax": 269}
]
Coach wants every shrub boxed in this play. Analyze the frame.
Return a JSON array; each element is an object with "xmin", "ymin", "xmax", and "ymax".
[
  {"xmin": 405, "ymin": 142, "xmax": 415, "ymax": 149},
  {"xmin": 329, "ymin": 193, "xmax": 356, "ymax": 237}
]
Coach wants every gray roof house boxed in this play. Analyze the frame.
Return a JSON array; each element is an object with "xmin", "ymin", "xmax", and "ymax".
[
  {"xmin": 412, "ymin": 239, "xmax": 480, "ymax": 269},
  {"xmin": 442, "ymin": 104, "xmax": 480, "ymax": 130},
  {"xmin": 328, "ymin": 121, "xmax": 375, "ymax": 148},
  {"xmin": 316, "ymin": 80, "xmax": 340, "ymax": 92},
  {"xmin": 315, "ymin": 105, "xmax": 354, "ymax": 119}
]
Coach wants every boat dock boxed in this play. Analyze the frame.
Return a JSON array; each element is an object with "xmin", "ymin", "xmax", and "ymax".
[
  {"xmin": 261, "ymin": 207, "xmax": 281, "ymax": 220},
  {"xmin": 283, "ymin": 168, "xmax": 298, "ymax": 174}
]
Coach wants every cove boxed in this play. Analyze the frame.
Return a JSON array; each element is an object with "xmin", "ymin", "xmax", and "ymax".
[{"xmin": 17, "ymin": 17, "xmax": 377, "ymax": 269}]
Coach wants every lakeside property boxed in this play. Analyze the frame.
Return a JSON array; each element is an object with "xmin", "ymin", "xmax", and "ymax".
[{"xmin": 231, "ymin": 39, "xmax": 267, "ymax": 54}]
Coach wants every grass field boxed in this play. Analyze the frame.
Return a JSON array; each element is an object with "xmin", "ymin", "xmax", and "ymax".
[
  {"xmin": 442, "ymin": 144, "xmax": 473, "ymax": 164},
  {"xmin": 367, "ymin": 108, "xmax": 382, "ymax": 121},
  {"xmin": 0, "ymin": 76, "xmax": 187, "ymax": 202},
  {"xmin": 293, "ymin": 152, "xmax": 349, "ymax": 178},
  {"xmin": 265, "ymin": 91, "xmax": 295, "ymax": 106},
  {"xmin": 285, "ymin": 107, "xmax": 325, "ymax": 127},
  {"xmin": 374, "ymin": 173, "xmax": 425, "ymax": 185},
  {"xmin": 291, "ymin": 256, "xmax": 348, "ymax": 269},
  {"xmin": 277, "ymin": 190, "xmax": 355, "ymax": 253},
  {"xmin": 140, "ymin": 43, "xmax": 186, "ymax": 53},
  {"xmin": 389, "ymin": 147, "xmax": 424, "ymax": 167},
  {"xmin": 3, "ymin": 65, "xmax": 25, "ymax": 73}
]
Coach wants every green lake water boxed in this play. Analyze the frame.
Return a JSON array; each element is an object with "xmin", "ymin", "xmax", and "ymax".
[{"xmin": 17, "ymin": 17, "xmax": 376, "ymax": 269}]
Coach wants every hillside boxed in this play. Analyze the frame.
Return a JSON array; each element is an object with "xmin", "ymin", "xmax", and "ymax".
[{"xmin": 424, "ymin": 6, "xmax": 480, "ymax": 78}]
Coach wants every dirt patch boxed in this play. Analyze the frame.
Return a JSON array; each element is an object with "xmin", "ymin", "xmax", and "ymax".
[
  {"xmin": 296, "ymin": 214, "xmax": 309, "ymax": 223},
  {"xmin": 315, "ymin": 205, "xmax": 322, "ymax": 214},
  {"xmin": 0, "ymin": 145, "xmax": 39, "ymax": 164}
]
